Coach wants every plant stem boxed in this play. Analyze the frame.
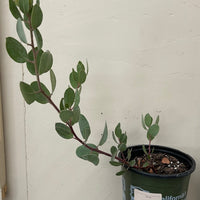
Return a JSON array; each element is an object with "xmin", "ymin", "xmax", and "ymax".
[
  {"xmin": 28, "ymin": 15, "xmax": 60, "ymax": 114},
  {"xmin": 68, "ymin": 124, "xmax": 129, "ymax": 165},
  {"xmin": 27, "ymin": 15, "xmax": 131, "ymax": 169},
  {"xmin": 149, "ymin": 139, "xmax": 151, "ymax": 155}
]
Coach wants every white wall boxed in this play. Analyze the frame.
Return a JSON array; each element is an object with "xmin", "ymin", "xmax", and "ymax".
[{"xmin": 0, "ymin": 0, "xmax": 200, "ymax": 199}]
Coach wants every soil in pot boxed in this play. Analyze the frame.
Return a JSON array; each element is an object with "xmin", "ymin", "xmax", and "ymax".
[{"xmin": 133, "ymin": 152, "xmax": 189, "ymax": 175}]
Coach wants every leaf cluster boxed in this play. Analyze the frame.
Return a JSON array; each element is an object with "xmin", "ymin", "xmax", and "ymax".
[
  {"xmin": 6, "ymin": 1, "xmax": 162, "ymax": 177},
  {"xmin": 7, "ymin": 0, "xmax": 56, "ymax": 105},
  {"xmin": 142, "ymin": 113, "xmax": 159, "ymax": 157}
]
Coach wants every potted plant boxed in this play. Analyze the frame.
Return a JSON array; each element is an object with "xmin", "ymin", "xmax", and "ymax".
[{"xmin": 6, "ymin": 1, "xmax": 196, "ymax": 199}]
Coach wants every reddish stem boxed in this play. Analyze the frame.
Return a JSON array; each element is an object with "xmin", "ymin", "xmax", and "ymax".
[{"xmin": 27, "ymin": 14, "xmax": 133, "ymax": 169}]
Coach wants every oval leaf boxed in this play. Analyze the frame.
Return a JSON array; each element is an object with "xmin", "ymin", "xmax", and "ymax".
[
  {"xmin": 9, "ymin": 0, "xmax": 22, "ymax": 20},
  {"xmin": 50, "ymin": 69, "xmax": 56, "ymax": 94},
  {"xmin": 30, "ymin": 81, "xmax": 50, "ymax": 104},
  {"xmin": 78, "ymin": 70, "xmax": 86, "ymax": 84},
  {"xmin": 115, "ymin": 123, "xmax": 122, "ymax": 138},
  {"xmin": 110, "ymin": 146, "xmax": 117, "ymax": 161},
  {"xmin": 76, "ymin": 144, "xmax": 99, "ymax": 166},
  {"xmin": 71, "ymin": 106, "xmax": 80, "ymax": 125},
  {"xmin": 60, "ymin": 110, "xmax": 74, "ymax": 123},
  {"xmin": 155, "ymin": 115, "xmax": 160, "ymax": 125},
  {"xmin": 70, "ymin": 69, "xmax": 79, "ymax": 89},
  {"xmin": 74, "ymin": 88, "xmax": 81, "ymax": 107},
  {"xmin": 6, "ymin": 37, "xmax": 27, "ymax": 63},
  {"xmin": 16, "ymin": 18, "xmax": 27, "ymax": 43},
  {"xmin": 55, "ymin": 123, "xmax": 73, "ymax": 139},
  {"xmin": 147, "ymin": 124, "xmax": 159, "ymax": 141},
  {"xmin": 127, "ymin": 149, "xmax": 132, "ymax": 161},
  {"xmin": 129, "ymin": 160, "xmax": 136, "ymax": 167},
  {"xmin": 59, "ymin": 98, "xmax": 65, "ymax": 111},
  {"xmin": 77, "ymin": 61, "xmax": 85, "ymax": 73},
  {"xmin": 118, "ymin": 143, "xmax": 127, "ymax": 152},
  {"xmin": 119, "ymin": 134, "xmax": 127, "ymax": 144},
  {"xmin": 112, "ymin": 131, "xmax": 118, "ymax": 144},
  {"xmin": 141, "ymin": 114, "xmax": 147, "ymax": 130},
  {"xmin": 116, "ymin": 171, "xmax": 125, "ymax": 176},
  {"xmin": 109, "ymin": 161, "xmax": 122, "ymax": 166},
  {"xmin": 39, "ymin": 50, "xmax": 53, "ymax": 75},
  {"xmin": 20, "ymin": 81, "xmax": 35, "ymax": 104},
  {"xmin": 31, "ymin": 4, "xmax": 43, "ymax": 29},
  {"xmin": 79, "ymin": 114, "xmax": 91, "ymax": 142},
  {"xmin": 64, "ymin": 87, "xmax": 75, "ymax": 109},
  {"xmin": 98, "ymin": 122, "xmax": 108, "ymax": 146},
  {"xmin": 19, "ymin": 0, "xmax": 29, "ymax": 13},
  {"xmin": 26, "ymin": 49, "xmax": 43, "ymax": 75},
  {"xmin": 145, "ymin": 113, "xmax": 153, "ymax": 127},
  {"xmin": 34, "ymin": 29, "xmax": 43, "ymax": 50}
]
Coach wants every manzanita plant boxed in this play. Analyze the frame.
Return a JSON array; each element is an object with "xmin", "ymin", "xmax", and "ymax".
[{"xmin": 6, "ymin": 0, "xmax": 160, "ymax": 176}]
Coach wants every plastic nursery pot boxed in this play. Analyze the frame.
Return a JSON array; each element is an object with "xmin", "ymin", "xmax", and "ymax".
[{"xmin": 120, "ymin": 145, "xmax": 196, "ymax": 200}]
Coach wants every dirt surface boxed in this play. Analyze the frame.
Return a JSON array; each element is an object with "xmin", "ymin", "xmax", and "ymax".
[{"xmin": 134, "ymin": 153, "xmax": 188, "ymax": 175}]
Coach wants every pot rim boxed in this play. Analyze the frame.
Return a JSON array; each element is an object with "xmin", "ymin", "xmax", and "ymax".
[{"xmin": 120, "ymin": 145, "xmax": 196, "ymax": 178}]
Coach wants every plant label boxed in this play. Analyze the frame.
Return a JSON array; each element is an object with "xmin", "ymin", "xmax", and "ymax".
[{"xmin": 134, "ymin": 189, "xmax": 162, "ymax": 200}]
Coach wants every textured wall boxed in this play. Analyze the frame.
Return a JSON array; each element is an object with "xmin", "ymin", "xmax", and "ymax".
[{"xmin": 0, "ymin": 0, "xmax": 200, "ymax": 200}]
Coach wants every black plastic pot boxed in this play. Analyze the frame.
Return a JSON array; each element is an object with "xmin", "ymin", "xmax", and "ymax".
[{"xmin": 121, "ymin": 145, "xmax": 196, "ymax": 200}]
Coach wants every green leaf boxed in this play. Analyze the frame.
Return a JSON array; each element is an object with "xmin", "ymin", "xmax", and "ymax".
[
  {"xmin": 26, "ymin": 49, "xmax": 43, "ymax": 75},
  {"xmin": 24, "ymin": 13, "xmax": 30, "ymax": 30},
  {"xmin": 16, "ymin": 18, "xmax": 27, "ymax": 44},
  {"xmin": 9, "ymin": 0, "xmax": 22, "ymax": 20},
  {"xmin": 127, "ymin": 149, "xmax": 132, "ymax": 161},
  {"xmin": 115, "ymin": 123, "xmax": 122, "ymax": 138},
  {"xmin": 109, "ymin": 161, "xmax": 122, "ymax": 166},
  {"xmin": 71, "ymin": 106, "xmax": 80, "ymax": 125},
  {"xmin": 55, "ymin": 123, "xmax": 73, "ymax": 139},
  {"xmin": 86, "ymin": 59, "xmax": 89, "ymax": 75},
  {"xmin": 30, "ymin": 81, "xmax": 50, "ymax": 104},
  {"xmin": 76, "ymin": 144, "xmax": 99, "ymax": 166},
  {"xmin": 145, "ymin": 113, "xmax": 153, "ymax": 128},
  {"xmin": 74, "ymin": 88, "xmax": 81, "ymax": 107},
  {"xmin": 98, "ymin": 122, "xmax": 108, "ymax": 146},
  {"xmin": 20, "ymin": 81, "xmax": 35, "ymax": 104},
  {"xmin": 147, "ymin": 124, "xmax": 159, "ymax": 141},
  {"xmin": 110, "ymin": 146, "xmax": 117, "ymax": 161},
  {"xmin": 77, "ymin": 61, "xmax": 85, "ymax": 73},
  {"xmin": 141, "ymin": 115, "xmax": 147, "ymax": 130},
  {"xmin": 6, "ymin": 37, "xmax": 27, "ymax": 63},
  {"xmin": 129, "ymin": 160, "xmax": 136, "ymax": 167},
  {"xmin": 142, "ymin": 162, "xmax": 150, "ymax": 168},
  {"xmin": 155, "ymin": 115, "xmax": 160, "ymax": 125},
  {"xmin": 50, "ymin": 69, "xmax": 56, "ymax": 94},
  {"xmin": 78, "ymin": 70, "xmax": 86, "ymax": 84},
  {"xmin": 31, "ymin": 4, "xmax": 43, "ymax": 29},
  {"xmin": 19, "ymin": 0, "xmax": 29, "ymax": 13},
  {"xmin": 34, "ymin": 29, "xmax": 43, "ymax": 50},
  {"xmin": 79, "ymin": 114, "xmax": 91, "ymax": 142},
  {"xmin": 119, "ymin": 134, "xmax": 127, "ymax": 144},
  {"xmin": 112, "ymin": 131, "xmax": 118, "ymax": 144},
  {"xmin": 64, "ymin": 87, "xmax": 75, "ymax": 108},
  {"xmin": 60, "ymin": 110, "xmax": 74, "ymax": 123},
  {"xmin": 70, "ymin": 69, "xmax": 79, "ymax": 89},
  {"xmin": 39, "ymin": 50, "xmax": 53, "ymax": 74},
  {"xmin": 142, "ymin": 145, "xmax": 148, "ymax": 156},
  {"xmin": 59, "ymin": 98, "xmax": 65, "ymax": 111},
  {"xmin": 116, "ymin": 171, "xmax": 125, "ymax": 176},
  {"xmin": 36, "ymin": 0, "xmax": 40, "ymax": 5},
  {"xmin": 110, "ymin": 146, "xmax": 117, "ymax": 155},
  {"xmin": 118, "ymin": 143, "xmax": 127, "ymax": 152}
]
